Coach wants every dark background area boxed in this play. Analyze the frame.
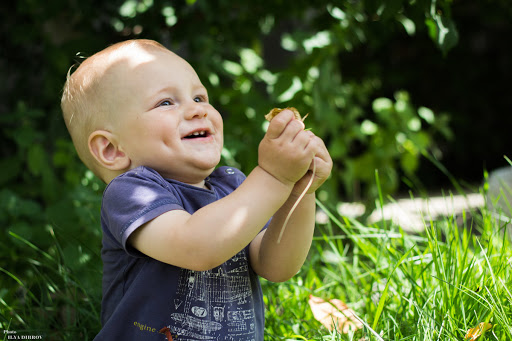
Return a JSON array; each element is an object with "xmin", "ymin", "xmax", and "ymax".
[{"xmin": 342, "ymin": 1, "xmax": 512, "ymax": 189}]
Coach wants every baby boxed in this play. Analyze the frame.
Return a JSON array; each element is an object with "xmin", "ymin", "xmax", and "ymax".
[{"xmin": 61, "ymin": 39, "xmax": 332, "ymax": 340}]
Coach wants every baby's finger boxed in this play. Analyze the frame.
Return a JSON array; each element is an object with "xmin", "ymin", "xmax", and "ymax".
[
  {"xmin": 309, "ymin": 138, "xmax": 332, "ymax": 172},
  {"xmin": 280, "ymin": 119, "xmax": 306, "ymax": 144},
  {"xmin": 265, "ymin": 110, "xmax": 295, "ymax": 139},
  {"xmin": 292, "ymin": 130, "xmax": 316, "ymax": 152},
  {"xmin": 310, "ymin": 136, "xmax": 330, "ymax": 161},
  {"xmin": 313, "ymin": 155, "xmax": 332, "ymax": 177}
]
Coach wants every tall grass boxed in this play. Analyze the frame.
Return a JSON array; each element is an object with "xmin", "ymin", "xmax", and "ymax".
[
  {"xmin": 263, "ymin": 193, "xmax": 512, "ymax": 340},
  {"xmin": 0, "ymin": 226, "xmax": 102, "ymax": 340},
  {"xmin": 2, "ymin": 186, "xmax": 511, "ymax": 340}
]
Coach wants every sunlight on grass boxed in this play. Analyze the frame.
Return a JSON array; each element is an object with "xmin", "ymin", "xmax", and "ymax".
[{"xmin": 263, "ymin": 193, "xmax": 512, "ymax": 340}]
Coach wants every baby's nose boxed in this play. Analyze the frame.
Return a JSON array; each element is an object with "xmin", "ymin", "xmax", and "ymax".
[
  {"xmin": 187, "ymin": 111, "xmax": 208, "ymax": 119},
  {"xmin": 185, "ymin": 105, "xmax": 207, "ymax": 120}
]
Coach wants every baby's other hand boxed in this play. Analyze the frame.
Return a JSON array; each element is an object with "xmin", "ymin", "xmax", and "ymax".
[
  {"xmin": 258, "ymin": 110, "xmax": 315, "ymax": 187},
  {"xmin": 291, "ymin": 133, "xmax": 332, "ymax": 196}
]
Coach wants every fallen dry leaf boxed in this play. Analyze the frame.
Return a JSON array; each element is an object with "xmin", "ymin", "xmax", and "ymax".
[
  {"xmin": 308, "ymin": 294, "xmax": 363, "ymax": 333},
  {"xmin": 465, "ymin": 322, "xmax": 493, "ymax": 341}
]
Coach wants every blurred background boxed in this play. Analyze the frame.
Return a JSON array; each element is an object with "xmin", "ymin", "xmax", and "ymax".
[{"xmin": 1, "ymin": 0, "xmax": 511, "ymax": 338}]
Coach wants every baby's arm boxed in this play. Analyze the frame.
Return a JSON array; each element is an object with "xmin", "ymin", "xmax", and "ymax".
[
  {"xmin": 250, "ymin": 114, "xmax": 333, "ymax": 282},
  {"xmin": 128, "ymin": 110, "xmax": 313, "ymax": 271}
]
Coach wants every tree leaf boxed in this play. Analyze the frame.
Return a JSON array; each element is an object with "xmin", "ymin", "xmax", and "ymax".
[{"xmin": 425, "ymin": 15, "xmax": 459, "ymax": 55}]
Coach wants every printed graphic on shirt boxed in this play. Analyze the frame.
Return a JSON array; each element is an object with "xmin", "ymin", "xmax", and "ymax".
[{"xmin": 169, "ymin": 250, "xmax": 256, "ymax": 340}]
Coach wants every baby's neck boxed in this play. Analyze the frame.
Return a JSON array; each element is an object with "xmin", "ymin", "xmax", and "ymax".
[{"xmin": 188, "ymin": 179, "xmax": 208, "ymax": 189}]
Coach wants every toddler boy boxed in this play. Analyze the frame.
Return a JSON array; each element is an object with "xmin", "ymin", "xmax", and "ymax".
[{"xmin": 61, "ymin": 39, "xmax": 332, "ymax": 340}]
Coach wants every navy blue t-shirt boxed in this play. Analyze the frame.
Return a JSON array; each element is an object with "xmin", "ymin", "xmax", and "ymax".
[{"xmin": 94, "ymin": 166, "xmax": 265, "ymax": 340}]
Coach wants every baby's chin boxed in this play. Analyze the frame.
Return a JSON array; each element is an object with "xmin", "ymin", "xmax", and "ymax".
[{"xmin": 193, "ymin": 153, "xmax": 222, "ymax": 172}]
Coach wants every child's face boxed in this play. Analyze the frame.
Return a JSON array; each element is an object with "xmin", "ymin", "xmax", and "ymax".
[{"xmin": 107, "ymin": 48, "xmax": 224, "ymax": 186}]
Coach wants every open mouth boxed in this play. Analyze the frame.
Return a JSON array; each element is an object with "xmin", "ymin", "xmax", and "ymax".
[{"xmin": 183, "ymin": 130, "xmax": 210, "ymax": 139}]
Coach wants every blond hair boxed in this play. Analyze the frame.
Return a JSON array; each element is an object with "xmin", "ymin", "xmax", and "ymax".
[{"xmin": 61, "ymin": 39, "xmax": 168, "ymax": 179}]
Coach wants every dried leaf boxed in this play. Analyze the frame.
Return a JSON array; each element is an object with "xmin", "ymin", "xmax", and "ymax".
[
  {"xmin": 265, "ymin": 107, "xmax": 306, "ymax": 122},
  {"xmin": 465, "ymin": 322, "xmax": 493, "ymax": 341},
  {"xmin": 308, "ymin": 294, "xmax": 363, "ymax": 333}
]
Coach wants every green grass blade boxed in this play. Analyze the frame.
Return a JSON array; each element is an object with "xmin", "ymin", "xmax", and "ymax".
[{"xmin": 372, "ymin": 246, "xmax": 414, "ymax": 330}]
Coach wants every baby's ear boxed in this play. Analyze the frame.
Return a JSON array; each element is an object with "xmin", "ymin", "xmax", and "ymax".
[{"xmin": 88, "ymin": 130, "xmax": 131, "ymax": 171}]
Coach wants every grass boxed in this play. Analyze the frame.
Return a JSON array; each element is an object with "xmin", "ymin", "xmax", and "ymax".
[
  {"xmin": 1, "ymin": 185, "xmax": 512, "ymax": 340},
  {"xmin": 263, "ymin": 194, "xmax": 512, "ymax": 340},
  {"xmin": 0, "ymin": 227, "xmax": 102, "ymax": 340}
]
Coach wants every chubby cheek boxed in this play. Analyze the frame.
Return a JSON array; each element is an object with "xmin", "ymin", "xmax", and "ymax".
[
  {"xmin": 213, "ymin": 113, "xmax": 224, "ymax": 146},
  {"xmin": 151, "ymin": 118, "xmax": 179, "ymax": 146}
]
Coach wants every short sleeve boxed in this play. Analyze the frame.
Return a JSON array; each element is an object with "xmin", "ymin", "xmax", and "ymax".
[{"xmin": 101, "ymin": 167, "xmax": 183, "ymax": 255}]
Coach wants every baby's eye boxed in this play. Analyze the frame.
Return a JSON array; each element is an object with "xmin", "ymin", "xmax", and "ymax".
[
  {"xmin": 194, "ymin": 95, "xmax": 207, "ymax": 103},
  {"xmin": 158, "ymin": 100, "xmax": 173, "ymax": 107}
]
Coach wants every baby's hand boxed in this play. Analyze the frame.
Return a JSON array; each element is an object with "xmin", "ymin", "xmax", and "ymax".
[
  {"xmin": 292, "ymin": 133, "xmax": 332, "ymax": 196},
  {"xmin": 258, "ymin": 109, "xmax": 315, "ymax": 187}
]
